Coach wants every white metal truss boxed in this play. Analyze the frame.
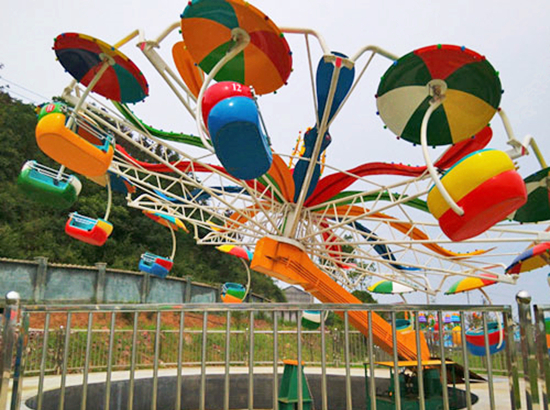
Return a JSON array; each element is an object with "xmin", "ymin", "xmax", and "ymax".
[{"xmin": 51, "ymin": 20, "xmax": 549, "ymax": 297}]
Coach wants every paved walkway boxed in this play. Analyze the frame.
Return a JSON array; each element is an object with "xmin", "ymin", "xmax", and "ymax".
[{"xmin": 3, "ymin": 367, "xmax": 540, "ymax": 410}]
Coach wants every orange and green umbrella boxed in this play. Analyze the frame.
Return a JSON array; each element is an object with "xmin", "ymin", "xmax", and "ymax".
[
  {"xmin": 505, "ymin": 242, "xmax": 550, "ymax": 274},
  {"xmin": 445, "ymin": 273, "xmax": 497, "ymax": 295},
  {"xmin": 53, "ymin": 33, "xmax": 149, "ymax": 103},
  {"xmin": 376, "ymin": 44, "xmax": 501, "ymax": 146},
  {"xmin": 180, "ymin": 0, "xmax": 292, "ymax": 95}
]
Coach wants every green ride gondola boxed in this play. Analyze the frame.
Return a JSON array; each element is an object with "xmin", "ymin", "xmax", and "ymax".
[{"xmin": 17, "ymin": 160, "xmax": 82, "ymax": 209}]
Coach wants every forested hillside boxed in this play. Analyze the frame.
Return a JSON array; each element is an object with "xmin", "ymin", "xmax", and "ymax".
[{"xmin": 0, "ymin": 91, "xmax": 285, "ymax": 301}]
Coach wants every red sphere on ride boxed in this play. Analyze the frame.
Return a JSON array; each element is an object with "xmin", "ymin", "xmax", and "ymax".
[{"xmin": 201, "ymin": 81, "xmax": 253, "ymax": 127}]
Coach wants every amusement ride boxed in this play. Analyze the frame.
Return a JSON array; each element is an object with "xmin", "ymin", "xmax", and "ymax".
[{"xmin": 18, "ymin": 0, "xmax": 550, "ymax": 360}]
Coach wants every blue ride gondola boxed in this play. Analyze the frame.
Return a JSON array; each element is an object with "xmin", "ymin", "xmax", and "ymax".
[
  {"xmin": 138, "ymin": 211, "xmax": 187, "ymax": 278},
  {"xmin": 138, "ymin": 252, "xmax": 174, "ymax": 278}
]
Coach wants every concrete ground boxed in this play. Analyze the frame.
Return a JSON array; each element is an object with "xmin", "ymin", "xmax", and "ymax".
[{"xmin": 3, "ymin": 367, "xmax": 542, "ymax": 410}]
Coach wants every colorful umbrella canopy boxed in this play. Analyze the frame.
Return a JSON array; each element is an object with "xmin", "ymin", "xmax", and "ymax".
[
  {"xmin": 505, "ymin": 242, "xmax": 550, "ymax": 274},
  {"xmin": 54, "ymin": 33, "xmax": 149, "ymax": 103},
  {"xmin": 367, "ymin": 280, "xmax": 415, "ymax": 295},
  {"xmin": 216, "ymin": 244, "xmax": 254, "ymax": 261},
  {"xmin": 376, "ymin": 44, "xmax": 501, "ymax": 146},
  {"xmin": 172, "ymin": 40, "xmax": 204, "ymax": 98},
  {"xmin": 510, "ymin": 167, "xmax": 550, "ymax": 223},
  {"xmin": 418, "ymin": 313, "xmax": 427, "ymax": 323},
  {"xmin": 445, "ymin": 273, "xmax": 497, "ymax": 295},
  {"xmin": 451, "ymin": 313, "xmax": 461, "ymax": 323},
  {"xmin": 143, "ymin": 210, "xmax": 188, "ymax": 232},
  {"xmin": 180, "ymin": 0, "xmax": 292, "ymax": 95}
]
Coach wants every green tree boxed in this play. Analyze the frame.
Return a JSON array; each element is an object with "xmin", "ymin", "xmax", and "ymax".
[{"xmin": 0, "ymin": 91, "xmax": 285, "ymax": 302}]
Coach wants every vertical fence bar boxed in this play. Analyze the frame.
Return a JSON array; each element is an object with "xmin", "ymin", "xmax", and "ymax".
[
  {"xmin": 0, "ymin": 292, "xmax": 20, "ymax": 410},
  {"xmin": 248, "ymin": 310, "xmax": 255, "ymax": 410},
  {"xmin": 436, "ymin": 310, "xmax": 449, "ymax": 410},
  {"xmin": 80, "ymin": 312, "xmax": 94, "ymax": 410},
  {"xmin": 482, "ymin": 312, "xmax": 496, "ymax": 410},
  {"xmin": 273, "ymin": 311, "xmax": 279, "ymax": 410},
  {"xmin": 414, "ymin": 311, "xmax": 425, "ymax": 410},
  {"xmin": 534, "ymin": 306, "xmax": 550, "ymax": 410},
  {"xmin": 344, "ymin": 311, "xmax": 352, "ymax": 410},
  {"xmin": 503, "ymin": 309, "xmax": 521, "ymax": 410},
  {"xmin": 297, "ymin": 310, "xmax": 303, "ymax": 410},
  {"xmin": 36, "ymin": 312, "xmax": 51, "ymax": 410},
  {"xmin": 9, "ymin": 310, "xmax": 29, "ymax": 410},
  {"xmin": 367, "ymin": 311, "xmax": 377, "ymax": 410},
  {"xmin": 517, "ymin": 291, "xmax": 540, "ymax": 410},
  {"xmin": 459, "ymin": 313, "xmax": 472, "ymax": 410},
  {"xmin": 224, "ymin": 311, "xmax": 231, "ymax": 410},
  {"xmin": 151, "ymin": 311, "xmax": 162, "ymax": 410},
  {"xmin": 128, "ymin": 311, "xmax": 139, "ymax": 410},
  {"xmin": 104, "ymin": 312, "xmax": 116, "ymax": 410},
  {"xmin": 200, "ymin": 312, "xmax": 208, "ymax": 410},
  {"xmin": 58, "ymin": 312, "xmax": 72, "ymax": 410},
  {"xmin": 175, "ymin": 310, "xmax": 185, "ymax": 410},
  {"xmin": 390, "ymin": 311, "xmax": 401, "ymax": 410},
  {"xmin": 320, "ymin": 310, "xmax": 327, "ymax": 410}
]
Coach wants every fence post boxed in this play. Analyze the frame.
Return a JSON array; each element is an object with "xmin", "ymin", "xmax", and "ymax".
[
  {"xmin": 141, "ymin": 271, "xmax": 151, "ymax": 303},
  {"xmin": 33, "ymin": 257, "xmax": 48, "ymax": 303},
  {"xmin": 0, "ymin": 291, "xmax": 21, "ymax": 410},
  {"xmin": 95, "ymin": 262, "xmax": 107, "ymax": 304},
  {"xmin": 184, "ymin": 276, "xmax": 192, "ymax": 303},
  {"xmin": 516, "ymin": 290, "xmax": 540, "ymax": 410},
  {"xmin": 534, "ymin": 305, "xmax": 550, "ymax": 409}
]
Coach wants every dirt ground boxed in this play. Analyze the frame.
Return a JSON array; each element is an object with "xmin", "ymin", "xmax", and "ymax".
[{"xmin": 27, "ymin": 310, "xmax": 270, "ymax": 330}]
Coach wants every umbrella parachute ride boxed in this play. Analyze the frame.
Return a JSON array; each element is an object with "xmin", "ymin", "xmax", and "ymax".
[{"xmin": 23, "ymin": 0, "xmax": 550, "ymax": 364}]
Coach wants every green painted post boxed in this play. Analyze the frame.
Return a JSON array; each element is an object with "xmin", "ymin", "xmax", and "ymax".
[{"xmin": 278, "ymin": 360, "xmax": 312, "ymax": 410}]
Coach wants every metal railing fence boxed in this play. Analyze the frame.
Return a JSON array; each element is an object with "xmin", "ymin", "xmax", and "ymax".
[{"xmin": 0, "ymin": 294, "xmax": 533, "ymax": 410}]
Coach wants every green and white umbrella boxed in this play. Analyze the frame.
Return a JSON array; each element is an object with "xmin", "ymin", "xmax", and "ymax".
[
  {"xmin": 368, "ymin": 280, "xmax": 414, "ymax": 295},
  {"xmin": 376, "ymin": 44, "xmax": 502, "ymax": 146},
  {"xmin": 510, "ymin": 167, "xmax": 550, "ymax": 223}
]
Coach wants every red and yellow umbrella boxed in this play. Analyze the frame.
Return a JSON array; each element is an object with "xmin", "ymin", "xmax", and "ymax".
[
  {"xmin": 445, "ymin": 273, "xmax": 497, "ymax": 295},
  {"xmin": 143, "ymin": 210, "xmax": 188, "ymax": 233},
  {"xmin": 216, "ymin": 244, "xmax": 254, "ymax": 261},
  {"xmin": 377, "ymin": 44, "xmax": 501, "ymax": 146},
  {"xmin": 505, "ymin": 242, "xmax": 550, "ymax": 274},
  {"xmin": 54, "ymin": 33, "xmax": 149, "ymax": 103},
  {"xmin": 180, "ymin": 0, "xmax": 292, "ymax": 95}
]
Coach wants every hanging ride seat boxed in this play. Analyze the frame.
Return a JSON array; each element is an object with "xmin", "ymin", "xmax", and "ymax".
[
  {"xmin": 65, "ymin": 212, "xmax": 113, "ymax": 246},
  {"xmin": 17, "ymin": 160, "xmax": 82, "ymax": 209},
  {"xmin": 427, "ymin": 149, "xmax": 527, "ymax": 241},
  {"xmin": 301, "ymin": 310, "xmax": 323, "ymax": 330},
  {"xmin": 138, "ymin": 252, "xmax": 174, "ymax": 278},
  {"xmin": 35, "ymin": 112, "xmax": 114, "ymax": 177},
  {"xmin": 221, "ymin": 282, "xmax": 246, "ymax": 303},
  {"xmin": 465, "ymin": 321, "xmax": 505, "ymax": 356}
]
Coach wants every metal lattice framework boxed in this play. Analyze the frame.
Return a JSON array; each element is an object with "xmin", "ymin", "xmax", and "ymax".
[{"xmin": 53, "ymin": 18, "xmax": 550, "ymax": 297}]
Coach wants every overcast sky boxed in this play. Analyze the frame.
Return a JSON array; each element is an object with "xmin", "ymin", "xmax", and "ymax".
[{"xmin": 2, "ymin": 0, "xmax": 550, "ymax": 311}]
